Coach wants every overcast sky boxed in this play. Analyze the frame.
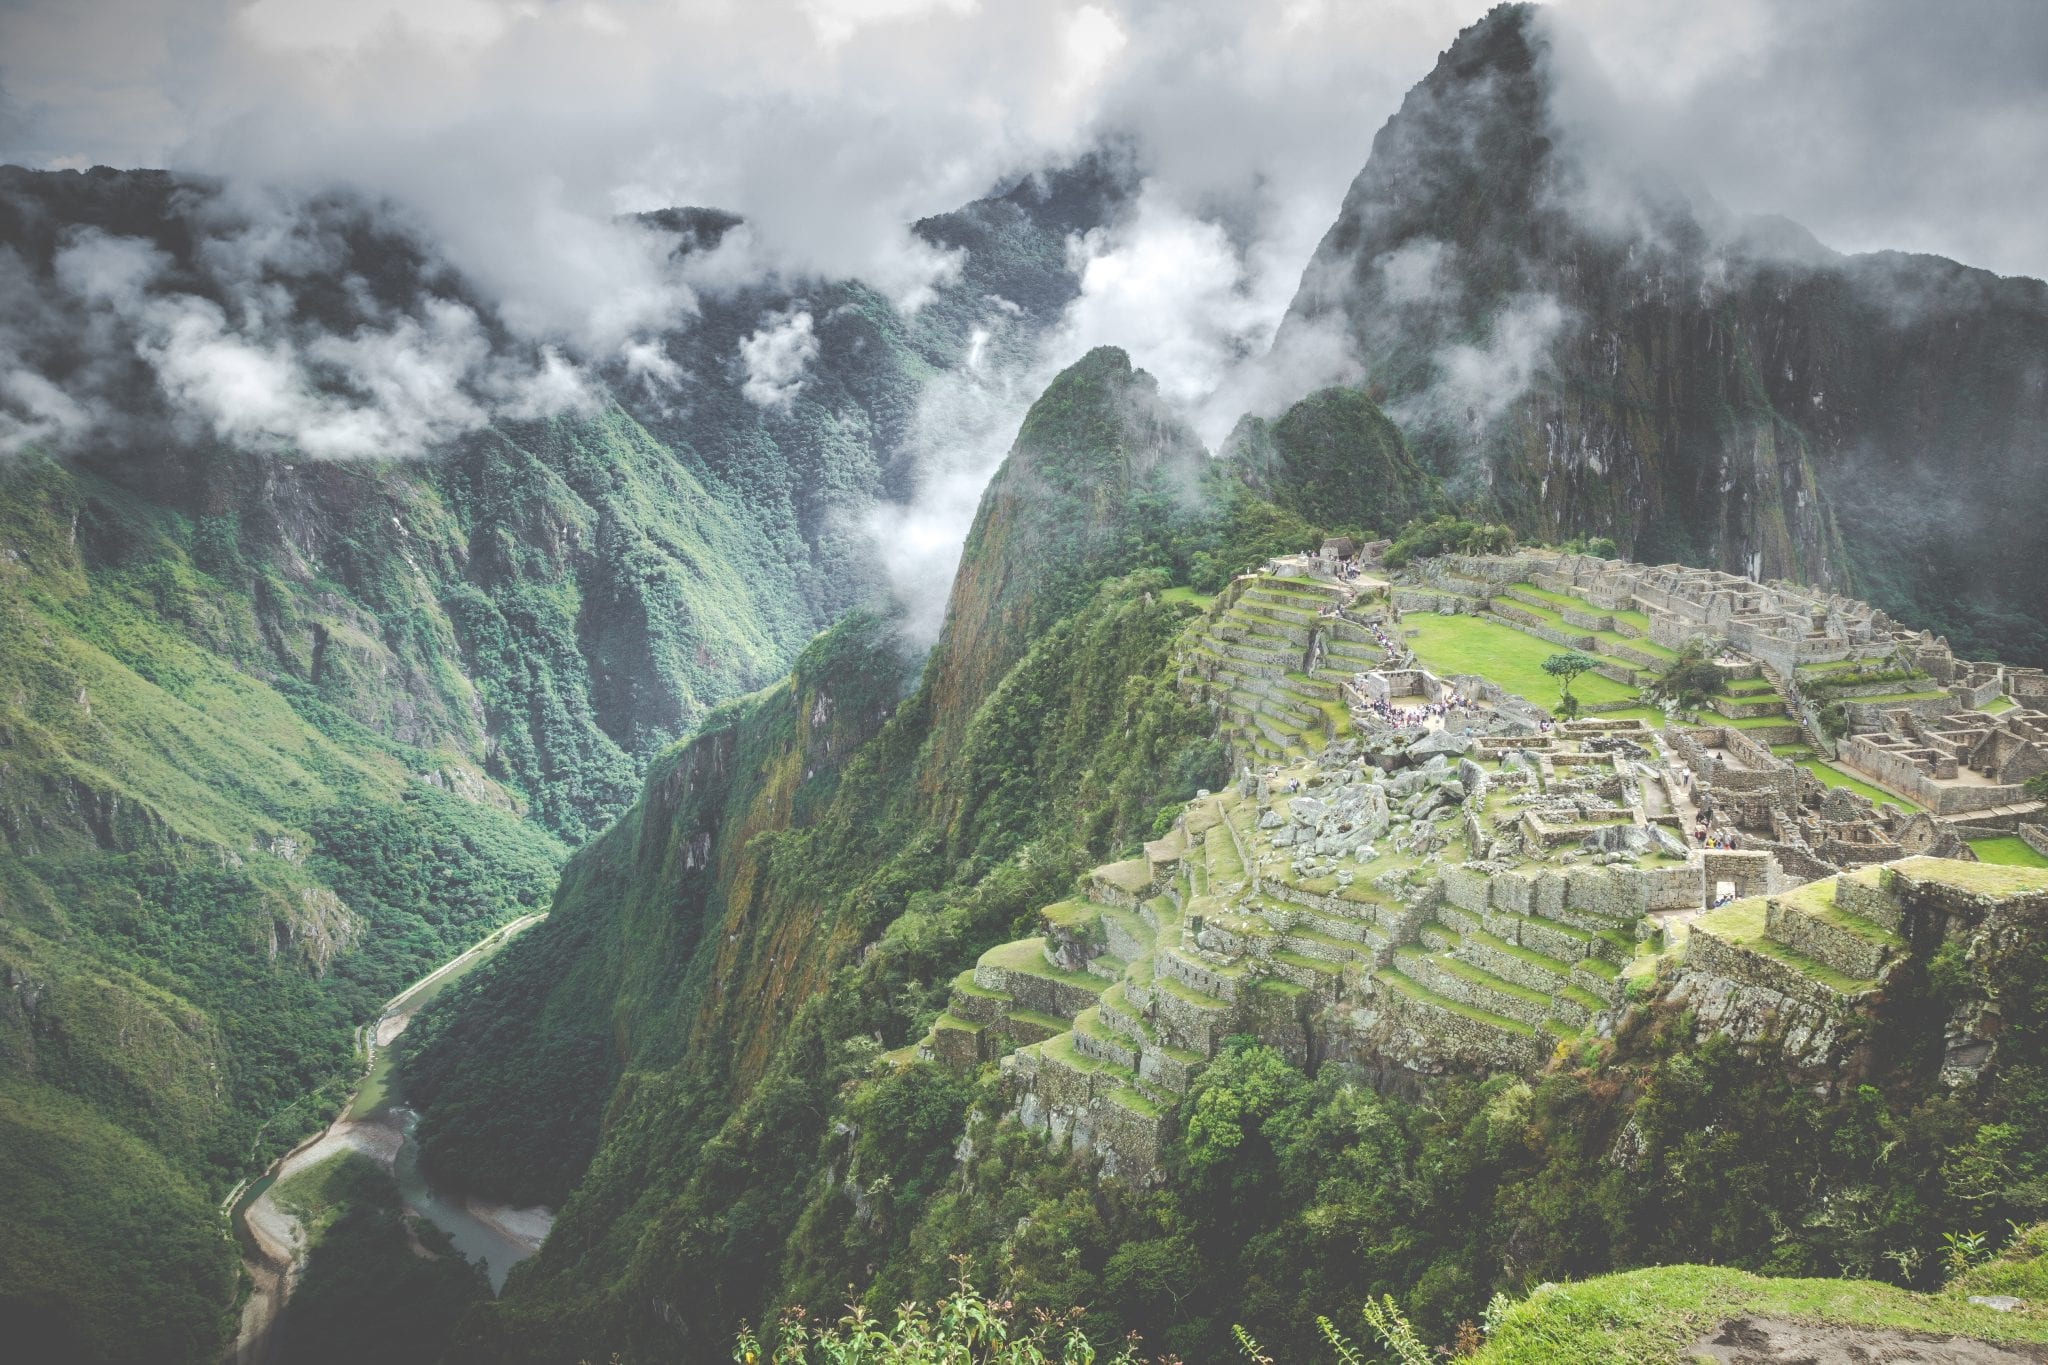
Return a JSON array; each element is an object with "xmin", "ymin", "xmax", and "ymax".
[
  {"xmin": 6, "ymin": 0, "xmax": 2042, "ymax": 634},
  {"xmin": 6, "ymin": 0, "xmax": 2044, "ymax": 415}
]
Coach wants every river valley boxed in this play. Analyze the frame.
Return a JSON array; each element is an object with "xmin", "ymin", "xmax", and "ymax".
[{"xmin": 229, "ymin": 915, "xmax": 552, "ymax": 1364}]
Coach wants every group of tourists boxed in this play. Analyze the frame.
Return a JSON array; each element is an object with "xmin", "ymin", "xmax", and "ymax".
[
  {"xmin": 1698, "ymin": 829, "xmax": 1741, "ymax": 850},
  {"xmin": 1360, "ymin": 692, "xmax": 1480, "ymax": 731}
]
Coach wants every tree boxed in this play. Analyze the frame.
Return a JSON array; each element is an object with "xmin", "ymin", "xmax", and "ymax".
[
  {"xmin": 1541, "ymin": 652, "xmax": 1598, "ymax": 717},
  {"xmin": 1645, "ymin": 639, "xmax": 1725, "ymax": 711}
]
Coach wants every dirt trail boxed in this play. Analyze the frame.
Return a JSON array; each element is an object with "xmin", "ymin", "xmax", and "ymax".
[
  {"xmin": 1690, "ymin": 1316, "xmax": 2048, "ymax": 1363},
  {"xmin": 226, "ymin": 914, "xmax": 544, "ymax": 1364}
]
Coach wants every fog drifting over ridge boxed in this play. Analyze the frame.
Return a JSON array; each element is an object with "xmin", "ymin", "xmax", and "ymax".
[{"xmin": 3, "ymin": 0, "xmax": 2045, "ymax": 637}]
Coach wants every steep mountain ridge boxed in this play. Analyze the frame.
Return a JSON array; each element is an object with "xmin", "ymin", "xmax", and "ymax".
[
  {"xmin": 0, "ymin": 160, "xmax": 1125, "ymax": 1362},
  {"xmin": 921, "ymin": 347, "xmax": 1210, "ymax": 784},
  {"xmin": 401, "ymin": 348, "xmax": 1360, "ymax": 1356},
  {"xmin": 1280, "ymin": 3, "xmax": 2048, "ymax": 664}
]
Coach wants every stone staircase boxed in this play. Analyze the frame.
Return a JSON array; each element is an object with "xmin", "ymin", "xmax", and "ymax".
[{"xmin": 1756, "ymin": 659, "xmax": 1836, "ymax": 758}]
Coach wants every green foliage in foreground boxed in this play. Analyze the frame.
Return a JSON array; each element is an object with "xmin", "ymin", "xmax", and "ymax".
[
  {"xmin": 736, "ymin": 1269, "xmax": 1131, "ymax": 1365},
  {"xmin": 705, "ymin": 911, "xmax": 2048, "ymax": 1365},
  {"xmin": 0, "ymin": 1075, "xmax": 232, "ymax": 1365},
  {"xmin": 1381, "ymin": 514, "xmax": 1517, "ymax": 568},
  {"xmin": 740, "ymin": 1225, "xmax": 2048, "ymax": 1365}
]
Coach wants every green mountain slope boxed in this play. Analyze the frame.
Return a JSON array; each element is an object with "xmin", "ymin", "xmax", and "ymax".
[
  {"xmin": 0, "ymin": 160, "xmax": 1125, "ymax": 1362},
  {"xmin": 1222, "ymin": 385, "xmax": 1446, "ymax": 535},
  {"xmin": 404, "ymin": 349, "xmax": 1279, "ymax": 1357}
]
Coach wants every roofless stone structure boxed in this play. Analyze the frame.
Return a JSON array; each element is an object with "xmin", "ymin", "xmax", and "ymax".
[{"xmin": 893, "ymin": 554, "xmax": 2048, "ymax": 1182}]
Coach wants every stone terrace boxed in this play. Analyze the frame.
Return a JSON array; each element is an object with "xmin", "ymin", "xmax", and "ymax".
[{"xmin": 898, "ymin": 558, "xmax": 2048, "ymax": 1183}]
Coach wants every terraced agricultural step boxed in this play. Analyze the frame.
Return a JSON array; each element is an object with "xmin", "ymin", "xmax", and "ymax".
[
  {"xmin": 1765, "ymin": 881, "xmax": 1905, "ymax": 981},
  {"xmin": 1070, "ymin": 1007, "xmax": 1141, "ymax": 1071},
  {"xmin": 1481, "ymin": 907, "xmax": 1596, "ymax": 964},
  {"xmin": 1369, "ymin": 966, "xmax": 1544, "ymax": 1063},
  {"xmin": 1003, "ymin": 1008, "xmax": 1068, "ymax": 1045},
  {"xmin": 1096, "ymin": 982, "xmax": 1154, "ymax": 1045},
  {"xmin": 1568, "ymin": 960, "xmax": 1625, "ymax": 1007},
  {"xmin": 1098, "ymin": 905, "xmax": 1156, "ymax": 961},
  {"xmin": 1157, "ymin": 945, "xmax": 1243, "ymax": 1003},
  {"xmin": 947, "ymin": 968, "xmax": 1013, "ymax": 1026},
  {"xmin": 1089, "ymin": 858, "xmax": 1158, "ymax": 908},
  {"xmin": 1149, "ymin": 970, "xmax": 1235, "ymax": 1056},
  {"xmin": 1278, "ymin": 925, "xmax": 1376, "ymax": 965},
  {"xmin": 1399, "ymin": 948, "xmax": 1553, "ymax": 1029},
  {"xmin": 924, "ymin": 1012, "xmax": 989, "ymax": 1068},
  {"xmin": 1420, "ymin": 921, "xmax": 1462, "ymax": 952},
  {"xmin": 1456, "ymin": 928, "xmax": 1576, "ymax": 995},
  {"xmin": 973, "ymin": 938, "xmax": 1107, "ymax": 1019}
]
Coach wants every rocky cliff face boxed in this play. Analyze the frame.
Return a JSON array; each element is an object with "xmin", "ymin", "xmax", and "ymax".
[{"xmin": 1279, "ymin": 3, "xmax": 2048, "ymax": 664}]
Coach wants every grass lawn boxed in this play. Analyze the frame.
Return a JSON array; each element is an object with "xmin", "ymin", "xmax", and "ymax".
[
  {"xmin": 1798, "ymin": 759, "xmax": 1921, "ymax": 811},
  {"xmin": 1980, "ymin": 695, "xmax": 2017, "ymax": 715},
  {"xmin": 1971, "ymin": 836, "xmax": 2048, "ymax": 869},
  {"xmin": 1159, "ymin": 584, "xmax": 1216, "ymax": 609},
  {"xmin": 1472, "ymin": 1257, "xmax": 2048, "ymax": 1364},
  {"xmin": 1508, "ymin": 583, "xmax": 1589, "ymax": 611},
  {"xmin": 1402, "ymin": 612, "xmax": 1640, "ymax": 711}
]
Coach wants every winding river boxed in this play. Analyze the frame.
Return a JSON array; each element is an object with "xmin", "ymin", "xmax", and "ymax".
[{"xmin": 229, "ymin": 914, "xmax": 552, "ymax": 1364}]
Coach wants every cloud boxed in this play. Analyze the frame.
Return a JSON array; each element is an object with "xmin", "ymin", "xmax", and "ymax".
[
  {"xmin": 1393, "ymin": 291, "xmax": 1568, "ymax": 435},
  {"xmin": 738, "ymin": 309, "xmax": 820, "ymax": 408},
  {"xmin": 7, "ymin": 0, "xmax": 2045, "ymax": 605},
  {"xmin": 1542, "ymin": 0, "xmax": 2048, "ymax": 281},
  {"xmin": 0, "ymin": 224, "xmax": 598, "ymax": 459}
]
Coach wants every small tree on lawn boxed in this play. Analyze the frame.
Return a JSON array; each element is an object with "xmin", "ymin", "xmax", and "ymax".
[{"xmin": 1542, "ymin": 651, "xmax": 1598, "ymax": 720}]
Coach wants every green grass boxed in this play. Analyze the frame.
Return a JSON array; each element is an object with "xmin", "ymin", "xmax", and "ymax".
[
  {"xmin": 1692, "ymin": 898, "xmax": 1873, "ymax": 994},
  {"xmin": 1507, "ymin": 583, "xmax": 1588, "ymax": 611},
  {"xmin": 953, "ymin": 970, "xmax": 1009, "ymax": 1000},
  {"xmin": 978, "ymin": 937, "xmax": 1107, "ymax": 990},
  {"xmin": 1893, "ymin": 856, "xmax": 2048, "ymax": 897},
  {"xmin": 1798, "ymin": 759, "xmax": 1921, "ymax": 811},
  {"xmin": 1775, "ymin": 881, "xmax": 1906, "ymax": 949},
  {"xmin": 1400, "ymin": 612, "xmax": 1640, "ymax": 710},
  {"xmin": 1980, "ymin": 695, "xmax": 2017, "ymax": 715},
  {"xmin": 1108, "ymin": 1085, "xmax": 1165, "ymax": 1118},
  {"xmin": 1469, "ymin": 928, "xmax": 1572, "ymax": 978},
  {"xmin": 1472, "ymin": 1260, "xmax": 2048, "ymax": 1364},
  {"xmin": 1699, "ymin": 708, "xmax": 1794, "ymax": 728},
  {"xmin": 1970, "ymin": 836, "xmax": 2048, "ymax": 869},
  {"xmin": 1158, "ymin": 584, "xmax": 1216, "ymax": 609},
  {"xmin": 1039, "ymin": 898, "xmax": 1101, "ymax": 930},
  {"xmin": 1378, "ymin": 961, "xmax": 1536, "ymax": 1036}
]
